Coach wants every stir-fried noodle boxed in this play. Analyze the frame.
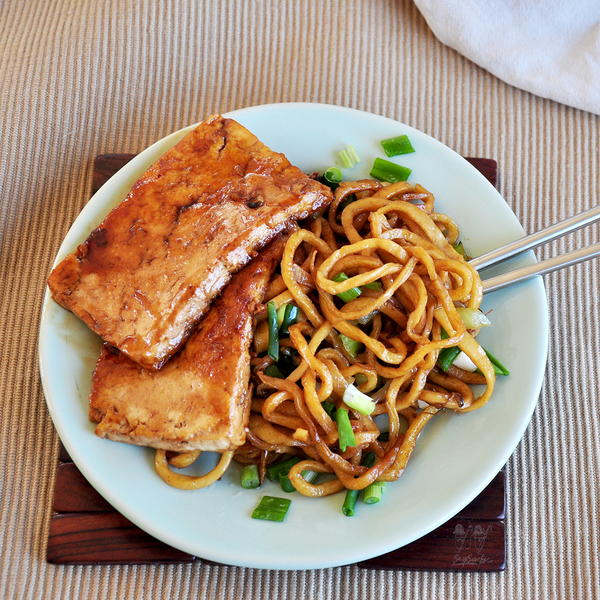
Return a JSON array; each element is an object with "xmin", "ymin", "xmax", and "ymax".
[{"xmin": 156, "ymin": 180, "xmax": 496, "ymax": 495}]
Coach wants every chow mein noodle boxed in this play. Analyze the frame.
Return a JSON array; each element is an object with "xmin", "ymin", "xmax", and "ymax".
[{"xmin": 155, "ymin": 179, "xmax": 497, "ymax": 500}]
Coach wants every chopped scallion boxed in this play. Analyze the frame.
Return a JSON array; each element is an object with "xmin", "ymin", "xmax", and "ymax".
[
  {"xmin": 267, "ymin": 300, "xmax": 279, "ymax": 361},
  {"xmin": 279, "ymin": 303, "xmax": 299, "ymax": 336},
  {"xmin": 361, "ymin": 281, "xmax": 382, "ymax": 291},
  {"xmin": 347, "ymin": 145, "xmax": 360, "ymax": 164},
  {"xmin": 484, "ymin": 348, "xmax": 510, "ymax": 376},
  {"xmin": 240, "ymin": 464, "xmax": 260, "ymax": 489},
  {"xmin": 438, "ymin": 333, "xmax": 510, "ymax": 376},
  {"xmin": 370, "ymin": 157, "xmax": 412, "ymax": 183},
  {"xmin": 342, "ymin": 489, "xmax": 359, "ymax": 516},
  {"xmin": 343, "ymin": 384, "xmax": 376, "ymax": 415},
  {"xmin": 266, "ymin": 457, "xmax": 300, "ymax": 482},
  {"xmin": 264, "ymin": 364, "xmax": 284, "ymax": 378},
  {"xmin": 362, "ymin": 481, "xmax": 385, "ymax": 504},
  {"xmin": 454, "ymin": 241, "xmax": 466, "ymax": 257},
  {"xmin": 279, "ymin": 470, "xmax": 296, "ymax": 493},
  {"xmin": 380, "ymin": 134, "xmax": 415, "ymax": 157},
  {"xmin": 341, "ymin": 453, "xmax": 375, "ymax": 516},
  {"xmin": 323, "ymin": 166, "xmax": 343, "ymax": 185},
  {"xmin": 438, "ymin": 346, "xmax": 462, "ymax": 372},
  {"xmin": 452, "ymin": 351, "xmax": 478, "ymax": 372},
  {"xmin": 276, "ymin": 304, "xmax": 287, "ymax": 327},
  {"xmin": 280, "ymin": 468, "xmax": 318, "ymax": 493},
  {"xmin": 339, "ymin": 333, "xmax": 364, "ymax": 358},
  {"xmin": 321, "ymin": 400, "xmax": 337, "ymax": 418},
  {"xmin": 336, "ymin": 407, "xmax": 356, "ymax": 452},
  {"xmin": 333, "ymin": 272, "xmax": 362, "ymax": 303},
  {"xmin": 339, "ymin": 145, "xmax": 360, "ymax": 168},
  {"xmin": 457, "ymin": 307, "xmax": 491, "ymax": 329},
  {"xmin": 251, "ymin": 496, "xmax": 291, "ymax": 522},
  {"xmin": 437, "ymin": 328, "xmax": 462, "ymax": 371},
  {"xmin": 301, "ymin": 470, "xmax": 319, "ymax": 484}
]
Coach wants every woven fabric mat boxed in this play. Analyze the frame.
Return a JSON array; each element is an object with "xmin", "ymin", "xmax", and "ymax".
[{"xmin": 0, "ymin": 1, "xmax": 598, "ymax": 599}]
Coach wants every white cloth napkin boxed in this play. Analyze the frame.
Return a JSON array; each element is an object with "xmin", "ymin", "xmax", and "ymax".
[{"xmin": 414, "ymin": 0, "xmax": 600, "ymax": 115}]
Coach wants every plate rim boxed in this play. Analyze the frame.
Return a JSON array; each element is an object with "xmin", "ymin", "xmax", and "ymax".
[{"xmin": 39, "ymin": 102, "xmax": 549, "ymax": 569}]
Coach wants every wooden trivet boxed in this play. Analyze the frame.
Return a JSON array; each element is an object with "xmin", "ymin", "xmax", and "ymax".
[{"xmin": 47, "ymin": 154, "xmax": 504, "ymax": 571}]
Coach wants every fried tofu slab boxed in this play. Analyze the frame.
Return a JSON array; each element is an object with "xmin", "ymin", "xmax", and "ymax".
[
  {"xmin": 48, "ymin": 115, "xmax": 331, "ymax": 369},
  {"xmin": 89, "ymin": 239, "xmax": 281, "ymax": 452}
]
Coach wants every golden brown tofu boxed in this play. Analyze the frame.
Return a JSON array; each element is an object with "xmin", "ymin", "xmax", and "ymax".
[
  {"xmin": 48, "ymin": 115, "xmax": 331, "ymax": 369},
  {"xmin": 88, "ymin": 239, "xmax": 281, "ymax": 452}
]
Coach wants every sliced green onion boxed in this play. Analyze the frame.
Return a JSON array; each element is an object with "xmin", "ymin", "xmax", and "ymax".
[
  {"xmin": 342, "ymin": 489, "xmax": 359, "ymax": 516},
  {"xmin": 337, "ymin": 288, "xmax": 362, "ymax": 303},
  {"xmin": 343, "ymin": 384, "xmax": 376, "ymax": 415},
  {"xmin": 362, "ymin": 481, "xmax": 386, "ymax": 504},
  {"xmin": 276, "ymin": 304, "xmax": 287, "ymax": 327},
  {"xmin": 347, "ymin": 146, "xmax": 360, "ymax": 164},
  {"xmin": 333, "ymin": 272, "xmax": 362, "ymax": 303},
  {"xmin": 266, "ymin": 456, "xmax": 300, "ymax": 482},
  {"xmin": 279, "ymin": 303, "xmax": 299, "ymax": 336},
  {"xmin": 438, "ymin": 329, "xmax": 509, "ymax": 376},
  {"xmin": 438, "ymin": 346, "xmax": 462, "ymax": 372},
  {"xmin": 336, "ymin": 407, "xmax": 356, "ymax": 452},
  {"xmin": 437, "ymin": 328, "xmax": 460, "ymax": 372},
  {"xmin": 457, "ymin": 307, "xmax": 491, "ymax": 329},
  {"xmin": 370, "ymin": 158, "xmax": 412, "ymax": 183},
  {"xmin": 321, "ymin": 400, "xmax": 337, "ymax": 418},
  {"xmin": 279, "ymin": 470, "xmax": 295, "ymax": 493},
  {"xmin": 267, "ymin": 301, "xmax": 279, "ymax": 361},
  {"xmin": 240, "ymin": 464, "xmax": 260, "ymax": 489},
  {"xmin": 339, "ymin": 150, "xmax": 352, "ymax": 168},
  {"xmin": 361, "ymin": 281, "xmax": 382, "ymax": 291},
  {"xmin": 484, "ymin": 348, "xmax": 510, "ymax": 376},
  {"xmin": 301, "ymin": 470, "xmax": 319, "ymax": 484},
  {"xmin": 341, "ymin": 453, "xmax": 375, "ymax": 516},
  {"xmin": 452, "ymin": 351, "xmax": 477, "ymax": 372},
  {"xmin": 324, "ymin": 166, "xmax": 343, "ymax": 185},
  {"xmin": 454, "ymin": 241, "xmax": 466, "ymax": 257},
  {"xmin": 264, "ymin": 364, "xmax": 284, "ymax": 378},
  {"xmin": 339, "ymin": 145, "xmax": 360, "ymax": 168},
  {"xmin": 251, "ymin": 496, "xmax": 291, "ymax": 522},
  {"xmin": 339, "ymin": 333, "xmax": 364, "ymax": 358},
  {"xmin": 280, "ymin": 468, "xmax": 318, "ymax": 493},
  {"xmin": 380, "ymin": 134, "xmax": 415, "ymax": 157}
]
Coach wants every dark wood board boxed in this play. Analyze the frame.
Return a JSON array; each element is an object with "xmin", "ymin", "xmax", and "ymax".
[
  {"xmin": 47, "ymin": 512, "xmax": 194, "ymax": 565},
  {"xmin": 48, "ymin": 154, "xmax": 504, "ymax": 571},
  {"xmin": 357, "ymin": 519, "xmax": 505, "ymax": 571}
]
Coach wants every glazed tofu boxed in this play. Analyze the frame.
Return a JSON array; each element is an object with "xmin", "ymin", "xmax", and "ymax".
[
  {"xmin": 48, "ymin": 115, "xmax": 331, "ymax": 369},
  {"xmin": 88, "ymin": 239, "xmax": 281, "ymax": 452}
]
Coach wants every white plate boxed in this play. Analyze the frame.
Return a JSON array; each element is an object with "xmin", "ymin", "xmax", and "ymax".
[{"xmin": 39, "ymin": 103, "xmax": 548, "ymax": 570}]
